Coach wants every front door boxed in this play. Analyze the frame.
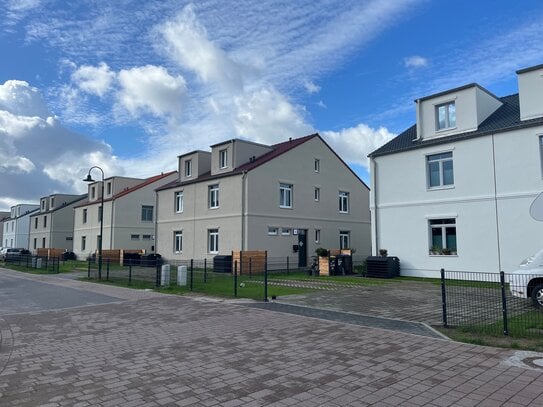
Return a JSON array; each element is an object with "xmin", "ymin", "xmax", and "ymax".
[{"xmin": 297, "ymin": 230, "xmax": 307, "ymax": 267}]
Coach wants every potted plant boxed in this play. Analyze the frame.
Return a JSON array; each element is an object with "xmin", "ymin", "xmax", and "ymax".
[{"xmin": 379, "ymin": 248, "xmax": 388, "ymax": 257}]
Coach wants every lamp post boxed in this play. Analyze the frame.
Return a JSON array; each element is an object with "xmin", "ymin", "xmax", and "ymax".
[{"xmin": 83, "ymin": 166, "xmax": 105, "ymax": 280}]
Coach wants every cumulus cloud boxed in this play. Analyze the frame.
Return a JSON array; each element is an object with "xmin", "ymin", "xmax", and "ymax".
[
  {"xmin": 117, "ymin": 65, "xmax": 186, "ymax": 117},
  {"xmin": 322, "ymin": 124, "xmax": 395, "ymax": 169},
  {"xmin": 71, "ymin": 62, "xmax": 116, "ymax": 97},
  {"xmin": 403, "ymin": 55, "xmax": 428, "ymax": 68},
  {"xmin": 304, "ymin": 81, "xmax": 321, "ymax": 94}
]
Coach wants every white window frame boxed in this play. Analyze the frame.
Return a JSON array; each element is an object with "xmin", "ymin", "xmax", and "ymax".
[
  {"xmin": 208, "ymin": 229, "xmax": 219, "ymax": 254},
  {"xmin": 82, "ymin": 208, "xmax": 87, "ymax": 224},
  {"xmin": 91, "ymin": 186, "xmax": 96, "ymax": 199},
  {"xmin": 314, "ymin": 159, "xmax": 320, "ymax": 173},
  {"xmin": 429, "ymin": 218, "xmax": 457, "ymax": 255},
  {"xmin": 131, "ymin": 234, "xmax": 140, "ymax": 240},
  {"xmin": 279, "ymin": 183, "xmax": 293, "ymax": 208},
  {"xmin": 281, "ymin": 228, "xmax": 291, "ymax": 236},
  {"xmin": 174, "ymin": 231, "xmax": 183, "ymax": 253},
  {"xmin": 268, "ymin": 227, "xmax": 278, "ymax": 236},
  {"xmin": 436, "ymin": 101, "xmax": 456, "ymax": 130},
  {"xmin": 141, "ymin": 205, "xmax": 153, "ymax": 222},
  {"xmin": 339, "ymin": 191, "xmax": 349, "ymax": 213},
  {"xmin": 175, "ymin": 191, "xmax": 184, "ymax": 213},
  {"xmin": 219, "ymin": 149, "xmax": 228, "ymax": 169},
  {"xmin": 314, "ymin": 187, "xmax": 320, "ymax": 202},
  {"xmin": 209, "ymin": 184, "xmax": 219, "ymax": 209},
  {"xmin": 81, "ymin": 236, "xmax": 86, "ymax": 251},
  {"xmin": 142, "ymin": 234, "xmax": 152, "ymax": 240},
  {"xmin": 185, "ymin": 159, "xmax": 192, "ymax": 178},
  {"xmin": 339, "ymin": 231, "xmax": 350, "ymax": 250},
  {"xmin": 315, "ymin": 229, "xmax": 321, "ymax": 244},
  {"xmin": 427, "ymin": 152, "xmax": 454, "ymax": 189}
]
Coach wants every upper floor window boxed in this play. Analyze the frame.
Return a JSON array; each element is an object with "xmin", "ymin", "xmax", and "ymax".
[
  {"xmin": 98, "ymin": 206, "xmax": 103, "ymax": 222},
  {"xmin": 41, "ymin": 200, "xmax": 45, "ymax": 210},
  {"xmin": 141, "ymin": 205, "xmax": 153, "ymax": 222},
  {"xmin": 429, "ymin": 218, "xmax": 457, "ymax": 255},
  {"xmin": 209, "ymin": 184, "xmax": 219, "ymax": 209},
  {"xmin": 279, "ymin": 183, "xmax": 293, "ymax": 208},
  {"xmin": 107, "ymin": 182, "xmax": 112, "ymax": 195},
  {"xmin": 50, "ymin": 198, "xmax": 54, "ymax": 208},
  {"xmin": 436, "ymin": 101, "xmax": 456, "ymax": 130},
  {"xmin": 82, "ymin": 208, "xmax": 87, "ymax": 224},
  {"xmin": 91, "ymin": 186, "xmax": 96, "ymax": 199},
  {"xmin": 34, "ymin": 218, "xmax": 38, "ymax": 229},
  {"xmin": 185, "ymin": 159, "xmax": 192, "ymax": 177},
  {"xmin": 219, "ymin": 149, "xmax": 228, "ymax": 169},
  {"xmin": 314, "ymin": 159, "xmax": 320, "ymax": 173},
  {"xmin": 427, "ymin": 152, "xmax": 454, "ymax": 188},
  {"xmin": 43, "ymin": 215, "xmax": 47, "ymax": 228},
  {"xmin": 175, "ymin": 191, "xmax": 184, "ymax": 213},
  {"xmin": 339, "ymin": 191, "xmax": 349, "ymax": 213}
]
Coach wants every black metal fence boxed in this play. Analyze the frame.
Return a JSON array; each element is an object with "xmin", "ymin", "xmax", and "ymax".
[
  {"xmin": 3, "ymin": 254, "xmax": 60, "ymax": 273},
  {"xmin": 441, "ymin": 269, "xmax": 543, "ymax": 337}
]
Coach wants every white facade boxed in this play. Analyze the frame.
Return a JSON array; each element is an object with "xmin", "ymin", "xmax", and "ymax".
[
  {"xmin": 370, "ymin": 64, "xmax": 543, "ymax": 277},
  {"xmin": 2, "ymin": 204, "xmax": 40, "ymax": 248},
  {"xmin": 72, "ymin": 172, "xmax": 177, "ymax": 260},
  {"xmin": 156, "ymin": 135, "xmax": 371, "ymax": 264}
]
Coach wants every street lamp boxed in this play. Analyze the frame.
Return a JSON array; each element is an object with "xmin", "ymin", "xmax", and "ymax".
[{"xmin": 83, "ymin": 166, "xmax": 105, "ymax": 280}]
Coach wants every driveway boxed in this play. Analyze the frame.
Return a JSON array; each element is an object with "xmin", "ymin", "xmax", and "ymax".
[{"xmin": 1, "ymin": 268, "xmax": 543, "ymax": 406}]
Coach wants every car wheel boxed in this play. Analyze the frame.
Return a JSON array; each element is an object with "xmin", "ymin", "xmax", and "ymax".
[{"xmin": 531, "ymin": 284, "xmax": 543, "ymax": 309}]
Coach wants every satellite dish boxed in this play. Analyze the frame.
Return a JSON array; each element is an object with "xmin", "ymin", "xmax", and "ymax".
[{"xmin": 530, "ymin": 191, "xmax": 543, "ymax": 221}]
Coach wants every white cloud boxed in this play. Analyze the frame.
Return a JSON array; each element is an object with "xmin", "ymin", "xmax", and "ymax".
[
  {"xmin": 304, "ymin": 81, "xmax": 321, "ymax": 94},
  {"xmin": 71, "ymin": 62, "xmax": 116, "ymax": 97},
  {"xmin": 317, "ymin": 100, "xmax": 327, "ymax": 109},
  {"xmin": 322, "ymin": 124, "xmax": 395, "ymax": 169},
  {"xmin": 404, "ymin": 55, "xmax": 428, "ymax": 68},
  {"xmin": 117, "ymin": 65, "xmax": 186, "ymax": 118},
  {"xmin": 0, "ymin": 80, "xmax": 51, "ymax": 117}
]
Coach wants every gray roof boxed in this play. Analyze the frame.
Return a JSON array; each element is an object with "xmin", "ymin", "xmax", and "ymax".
[{"xmin": 369, "ymin": 94, "xmax": 543, "ymax": 158}]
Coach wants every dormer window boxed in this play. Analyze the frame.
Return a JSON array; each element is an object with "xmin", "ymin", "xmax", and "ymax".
[
  {"xmin": 436, "ymin": 102, "xmax": 456, "ymax": 130},
  {"xmin": 219, "ymin": 149, "xmax": 228, "ymax": 169},
  {"xmin": 185, "ymin": 160, "xmax": 192, "ymax": 177},
  {"xmin": 107, "ymin": 182, "xmax": 112, "ymax": 195}
]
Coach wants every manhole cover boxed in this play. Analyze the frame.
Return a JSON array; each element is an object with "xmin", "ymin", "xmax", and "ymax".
[{"xmin": 503, "ymin": 351, "xmax": 543, "ymax": 371}]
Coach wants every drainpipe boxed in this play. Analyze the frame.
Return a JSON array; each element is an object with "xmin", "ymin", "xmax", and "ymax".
[
  {"xmin": 241, "ymin": 170, "xmax": 248, "ymax": 250},
  {"xmin": 370, "ymin": 158, "xmax": 379, "ymax": 256},
  {"xmin": 153, "ymin": 190, "xmax": 158, "ymax": 254},
  {"xmin": 491, "ymin": 133, "xmax": 502, "ymax": 271}
]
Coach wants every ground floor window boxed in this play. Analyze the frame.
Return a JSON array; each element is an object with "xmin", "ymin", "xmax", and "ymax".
[
  {"xmin": 81, "ymin": 236, "xmax": 86, "ymax": 251},
  {"xmin": 315, "ymin": 229, "xmax": 321, "ymax": 244},
  {"xmin": 174, "ymin": 231, "xmax": 182, "ymax": 253},
  {"xmin": 339, "ymin": 231, "xmax": 350, "ymax": 249},
  {"xmin": 429, "ymin": 218, "xmax": 457, "ymax": 255},
  {"xmin": 208, "ymin": 229, "xmax": 219, "ymax": 254},
  {"xmin": 42, "ymin": 237, "xmax": 46, "ymax": 248}
]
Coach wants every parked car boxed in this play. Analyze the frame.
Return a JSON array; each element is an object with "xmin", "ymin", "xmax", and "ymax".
[
  {"xmin": 509, "ymin": 249, "xmax": 543, "ymax": 309},
  {"xmin": 0, "ymin": 247, "xmax": 9, "ymax": 260},
  {"xmin": 4, "ymin": 248, "xmax": 31, "ymax": 262}
]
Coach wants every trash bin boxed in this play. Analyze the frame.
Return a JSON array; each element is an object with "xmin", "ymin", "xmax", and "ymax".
[
  {"xmin": 213, "ymin": 255, "xmax": 232, "ymax": 273},
  {"xmin": 365, "ymin": 256, "xmax": 400, "ymax": 278}
]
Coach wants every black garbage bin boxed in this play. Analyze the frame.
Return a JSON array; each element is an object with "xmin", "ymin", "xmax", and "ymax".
[{"xmin": 213, "ymin": 255, "xmax": 232, "ymax": 273}]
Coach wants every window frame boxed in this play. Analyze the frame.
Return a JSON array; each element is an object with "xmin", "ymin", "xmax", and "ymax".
[
  {"xmin": 141, "ymin": 205, "xmax": 154, "ymax": 222},
  {"xmin": 279, "ymin": 183, "xmax": 293, "ymax": 209},
  {"xmin": 339, "ymin": 191, "xmax": 349, "ymax": 213},
  {"xmin": 267, "ymin": 227, "xmax": 278, "ymax": 236},
  {"xmin": 81, "ymin": 236, "xmax": 86, "ymax": 251},
  {"xmin": 314, "ymin": 159, "xmax": 320, "ymax": 173},
  {"xmin": 435, "ymin": 101, "xmax": 456, "ymax": 130},
  {"xmin": 175, "ymin": 191, "xmax": 184, "ymax": 213},
  {"xmin": 427, "ymin": 151, "xmax": 454, "ymax": 189},
  {"xmin": 208, "ymin": 229, "xmax": 219, "ymax": 254},
  {"xmin": 174, "ymin": 231, "xmax": 183, "ymax": 253},
  {"xmin": 339, "ymin": 231, "xmax": 350, "ymax": 249},
  {"xmin": 315, "ymin": 229, "xmax": 321, "ymax": 244},
  {"xmin": 429, "ymin": 218, "xmax": 457, "ymax": 255},
  {"xmin": 43, "ymin": 215, "xmax": 47, "ymax": 228},
  {"xmin": 281, "ymin": 228, "xmax": 291, "ymax": 236},
  {"xmin": 131, "ymin": 234, "xmax": 140, "ymax": 240},
  {"xmin": 185, "ymin": 159, "xmax": 192, "ymax": 178},
  {"xmin": 219, "ymin": 149, "xmax": 228, "ymax": 169},
  {"xmin": 314, "ymin": 187, "xmax": 320, "ymax": 202},
  {"xmin": 208, "ymin": 184, "xmax": 220, "ymax": 209}
]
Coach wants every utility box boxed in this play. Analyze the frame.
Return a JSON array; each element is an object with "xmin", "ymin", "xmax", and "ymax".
[
  {"xmin": 213, "ymin": 255, "xmax": 232, "ymax": 273},
  {"xmin": 161, "ymin": 264, "xmax": 170, "ymax": 286},
  {"xmin": 177, "ymin": 265, "xmax": 187, "ymax": 286},
  {"xmin": 366, "ymin": 256, "xmax": 400, "ymax": 278}
]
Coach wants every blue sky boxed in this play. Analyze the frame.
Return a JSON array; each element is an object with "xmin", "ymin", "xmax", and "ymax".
[{"xmin": 1, "ymin": 0, "xmax": 543, "ymax": 211}]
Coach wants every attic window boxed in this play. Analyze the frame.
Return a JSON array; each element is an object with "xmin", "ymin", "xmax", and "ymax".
[
  {"xmin": 436, "ymin": 102, "xmax": 456, "ymax": 130},
  {"xmin": 219, "ymin": 149, "xmax": 228, "ymax": 169},
  {"xmin": 185, "ymin": 160, "xmax": 192, "ymax": 177}
]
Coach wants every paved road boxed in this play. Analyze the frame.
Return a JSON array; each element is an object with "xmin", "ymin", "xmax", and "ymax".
[{"xmin": 1, "ymin": 268, "xmax": 543, "ymax": 406}]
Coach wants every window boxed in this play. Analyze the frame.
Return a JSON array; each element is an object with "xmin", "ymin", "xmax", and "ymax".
[
  {"xmin": 427, "ymin": 152, "xmax": 454, "ymax": 188},
  {"xmin": 142, "ymin": 234, "xmax": 152, "ymax": 240},
  {"xmin": 81, "ymin": 236, "xmax": 86, "ymax": 251},
  {"xmin": 174, "ymin": 231, "xmax": 183, "ymax": 253},
  {"xmin": 429, "ymin": 219, "xmax": 457, "ymax": 255},
  {"xmin": 175, "ymin": 191, "xmax": 184, "ymax": 213},
  {"xmin": 43, "ymin": 216, "xmax": 47, "ymax": 228},
  {"xmin": 131, "ymin": 234, "xmax": 140, "ymax": 240},
  {"xmin": 50, "ymin": 198, "xmax": 54, "ymax": 208},
  {"xmin": 141, "ymin": 205, "xmax": 153, "ymax": 222},
  {"xmin": 82, "ymin": 209, "xmax": 87, "ymax": 224},
  {"xmin": 185, "ymin": 159, "xmax": 192, "ymax": 177},
  {"xmin": 209, "ymin": 184, "xmax": 219, "ymax": 209},
  {"xmin": 34, "ymin": 218, "xmax": 38, "ymax": 229},
  {"xmin": 208, "ymin": 229, "xmax": 219, "ymax": 253},
  {"xmin": 42, "ymin": 237, "xmax": 46, "ymax": 248},
  {"xmin": 281, "ymin": 228, "xmax": 291, "ymax": 236},
  {"xmin": 279, "ymin": 183, "xmax": 293, "ymax": 208},
  {"xmin": 314, "ymin": 187, "xmax": 320, "ymax": 202},
  {"xmin": 33, "ymin": 238, "xmax": 37, "ymax": 249},
  {"xmin": 98, "ymin": 206, "xmax": 103, "ymax": 222},
  {"xmin": 339, "ymin": 231, "xmax": 350, "ymax": 249},
  {"xmin": 315, "ymin": 229, "xmax": 321, "ymax": 244},
  {"xmin": 339, "ymin": 191, "xmax": 349, "ymax": 213},
  {"xmin": 219, "ymin": 149, "xmax": 228, "ymax": 169},
  {"xmin": 268, "ymin": 227, "xmax": 278, "ymax": 236},
  {"xmin": 107, "ymin": 182, "xmax": 112, "ymax": 195},
  {"xmin": 314, "ymin": 159, "xmax": 320, "ymax": 173},
  {"xmin": 436, "ymin": 101, "xmax": 456, "ymax": 130},
  {"xmin": 91, "ymin": 186, "xmax": 96, "ymax": 199}
]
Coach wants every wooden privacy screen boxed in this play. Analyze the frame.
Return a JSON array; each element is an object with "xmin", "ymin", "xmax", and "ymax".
[
  {"xmin": 231, "ymin": 250, "xmax": 267, "ymax": 275},
  {"xmin": 36, "ymin": 248, "xmax": 65, "ymax": 258}
]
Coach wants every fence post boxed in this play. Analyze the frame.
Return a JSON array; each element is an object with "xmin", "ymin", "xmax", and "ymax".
[
  {"xmin": 440, "ymin": 268, "xmax": 448, "ymax": 328},
  {"xmin": 129, "ymin": 263, "xmax": 132, "ymax": 285},
  {"xmin": 155, "ymin": 262, "xmax": 160, "ymax": 287},
  {"xmin": 287, "ymin": 256, "xmax": 289, "ymax": 275},
  {"xmin": 87, "ymin": 256, "xmax": 91, "ymax": 279},
  {"xmin": 106, "ymin": 258, "xmax": 110, "ymax": 281},
  {"xmin": 190, "ymin": 259, "xmax": 194, "ymax": 291},
  {"xmin": 249, "ymin": 257, "xmax": 252, "ymax": 279},
  {"xmin": 204, "ymin": 258, "xmax": 207, "ymax": 283},
  {"xmin": 264, "ymin": 258, "xmax": 268, "ymax": 302},
  {"xmin": 500, "ymin": 271, "xmax": 509, "ymax": 336},
  {"xmin": 234, "ymin": 261, "xmax": 238, "ymax": 297}
]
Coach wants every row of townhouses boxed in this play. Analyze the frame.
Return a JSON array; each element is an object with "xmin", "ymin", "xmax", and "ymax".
[
  {"xmin": 2, "ymin": 134, "xmax": 372, "ymax": 266},
  {"xmin": 2, "ymin": 63, "xmax": 542, "ymax": 276}
]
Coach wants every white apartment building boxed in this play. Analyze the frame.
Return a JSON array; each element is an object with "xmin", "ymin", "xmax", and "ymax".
[{"xmin": 2, "ymin": 204, "xmax": 40, "ymax": 249}]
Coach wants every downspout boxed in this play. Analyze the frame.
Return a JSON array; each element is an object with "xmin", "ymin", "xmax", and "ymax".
[
  {"xmin": 241, "ymin": 170, "xmax": 248, "ymax": 250},
  {"xmin": 370, "ymin": 158, "xmax": 379, "ymax": 256},
  {"xmin": 109, "ymin": 199, "xmax": 114, "ymax": 250},
  {"xmin": 153, "ymin": 190, "xmax": 158, "ymax": 254},
  {"xmin": 491, "ymin": 133, "xmax": 502, "ymax": 271}
]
